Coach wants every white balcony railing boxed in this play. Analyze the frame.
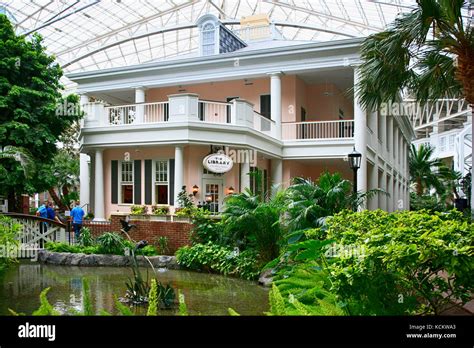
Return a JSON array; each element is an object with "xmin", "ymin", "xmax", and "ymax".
[
  {"xmin": 282, "ymin": 120, "xmax": 354, "ymax": 140},
  {"xmin": 253, "ymin": 111, "xmax": 275, "ymax": 136},
  {"xmin": 198, "ymin": 100, "xmax": 231, "ymax": 124},
  {"xmin": 106, "ymin": 102, "xmax": 169, "ymax": 125}
]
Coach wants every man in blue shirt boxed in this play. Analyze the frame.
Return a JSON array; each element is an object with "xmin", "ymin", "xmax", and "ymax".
[
  {"xmin": 46, "ymin": 202, "xmax": 61, "ymax": 223},
  {"xmin": 36, "ymin": 200, "xmax": 49, "ymax": 236},
  {"xmin": 70, "ymin": 200, "xmax": 85, "ymax": 242}
]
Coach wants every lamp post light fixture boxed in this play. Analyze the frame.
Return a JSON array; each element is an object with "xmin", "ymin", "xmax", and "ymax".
[
  {"xmin": 348, "ymin": 147, "xmax": 362, "ymax": 211},
  {"xmin": 192, "ymin": 185, "xmax": 199, "ymax": 196},
  {"xmin": 228, "ymin": 186, "xmax": 234, "ymax": 195}
]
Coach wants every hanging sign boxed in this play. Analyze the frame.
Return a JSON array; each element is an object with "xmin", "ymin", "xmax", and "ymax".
[{"xmin": 203, "ymin": 153, "xmax": 233, "ymax": 173}]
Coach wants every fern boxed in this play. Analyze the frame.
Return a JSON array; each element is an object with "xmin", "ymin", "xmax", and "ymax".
[
  {"xmin": 268, "ymin": 283, "xmax": 287, "ymax": 315},
  {"xmin": 147, "ymin": 279, "xmax": 158, "ymax": 316},
  {"xmin": 115, "ymin": 297, "xmax": 133, "ymax": 316},
  {"xmin": 82, "ymin": 278, "xmax": 94, "ymax": 315},
  {"xmin": 227, "ymin": 307, "xmax": 240, "ymax": 316},
  {"xmin": 32, "ymin": 288, "xmax": 59, "ymax": 316},
  {"xmin": 288, "ymin": 294, "xmax": 311, "ymax": 315},
  {"xmin": 178, "ymin": 291, "xmax": 188, "ymax": 316}
]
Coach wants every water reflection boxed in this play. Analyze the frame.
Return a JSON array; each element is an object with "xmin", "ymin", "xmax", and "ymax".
[{"xmin": 0, "ymin": 261, "xmax": 269, "ymax": 316}]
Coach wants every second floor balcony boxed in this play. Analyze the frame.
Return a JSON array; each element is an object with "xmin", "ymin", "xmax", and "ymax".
[{"xmin": 81, "ymin": 93, "xmax": 355, "ymax": 144}]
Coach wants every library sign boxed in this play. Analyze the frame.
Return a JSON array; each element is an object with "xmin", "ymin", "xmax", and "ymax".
[{"xmin": 203, "ymin": 153, "xmax": 233, "ymax": 174}]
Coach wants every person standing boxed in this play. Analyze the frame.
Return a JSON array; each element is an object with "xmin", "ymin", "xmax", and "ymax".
[
  {"xmin": 70, "ymin": 201, "xmax": 85, "ymax": 242},
  {"xmin": 36, "ymin": 200, "xmax": 49, "ymax": 248},
  {"xmin": 46, "ymin": 202, "xmax": 61, "ymax": 223}
]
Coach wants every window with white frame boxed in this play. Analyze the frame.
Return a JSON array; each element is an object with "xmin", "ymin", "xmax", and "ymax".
[
  {"xmin": 120, "ymin": 161, "xmax": 134, "ymax": 204},
  {"xmin": 155, "ymin": 160, "xmax": 169, "ymax": 204},
  {"xmin": 202, "ymin": 22, "xmax": 216, "ymax": 56}
]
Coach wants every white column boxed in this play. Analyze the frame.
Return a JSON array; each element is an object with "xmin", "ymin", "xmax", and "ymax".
[
  {"xmin": 80, "ymin": 153, "xmax": 90, "ymax": 213},
  {"xmin": 93, "ymin": 149, "xmax": 105, "ymax": 221},
  {"xmin": 174, "ymin": 146, "xmax": 184, "ymax": 205},
  {"xmin": 34, "ymin": 193, "xmax": 39, "ymax": 208},
  {"xmin": 353, "ymin": 67, "xmax": 368, "ymax": 200},
  {"xmin": 387, "ymin": 174, "xmax": 394, "ymax": 212},
  {"xmin": 387, "ymin": 116, "xmax": 393, "ymax": 158},
  {"xmin": 240, "ymin": 161, "xmax": 250, "ymax": 192},
  {"xmin": 80, "ymin": 94, "xmax": 89, "ymax": 106},
  {"xmin": 394, "ymin": 127, "xmax": 399, "ymax": 166},
  {"xmin": 135, "ymin": 87, "xmax": 146, "ymax": 124},
  {"xmin": 269, "ymin": 72, "xmax": 282, "ymax": 139},
  {"xmin": 271, "ymin": 158, "xmax": 283, "ymax": 193},
  {"xmin": 368, "ymin": 161, "xmax": 378, "ymax": 210}
]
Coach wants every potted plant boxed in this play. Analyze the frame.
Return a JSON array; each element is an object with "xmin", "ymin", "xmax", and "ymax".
[
  {"xmin": 151, "ymin": 205, "xmax": 170, "ymax": 221},
  {"xmin": 130, "ymin": 205, "xmax": 149, "ymax": 220}
]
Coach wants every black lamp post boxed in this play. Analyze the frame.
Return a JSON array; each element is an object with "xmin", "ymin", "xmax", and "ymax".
[{"xmin": 348, "ymin": 147, "xmax": 362, "ymax": 211}]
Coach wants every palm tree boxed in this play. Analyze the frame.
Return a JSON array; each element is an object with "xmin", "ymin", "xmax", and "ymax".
[
  {"xmin": 356, "ymin": 1, "xmax": 473, "ymax": 109},
  {"xmin": 284, "ymin": 172, "xmax": 383, "ymax": 232},
  {"xmin": 0, "ymin": 146, "xmax": 34, "ymax": 177},
  {"xmin": 409, "ymin": 143, "xmax": 454, "ymax": 196}
]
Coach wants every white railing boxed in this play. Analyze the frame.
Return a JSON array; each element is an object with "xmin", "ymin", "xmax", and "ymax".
[
  {"xmin": 198, "ymin": 100, "xmax": 231, "ymax": 124},
  {"xmin": 106, "ymin": 102, "xmax": 169, "ymax": 125},
  {"xmin": 253, "ymin": 112, "xmax": 275, "ymax": 136},
  {"xmin": 282, "ymin": 120, "xmax": 354, "ymax": 140}
]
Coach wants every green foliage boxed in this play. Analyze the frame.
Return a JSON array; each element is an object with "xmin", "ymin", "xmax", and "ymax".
[
  {"xmin": 355, "ymin": 0, "xmax": 471, "ymax": 111},
  {"xmin": 178, "ymin": 291, "xmax": 188, "ymax": 316},
  {"xmin": 147, "ymin": 279, "xmax": 158, "ymax": 316},
  {"xmin": 155, "ymin": 236, "xmax": 169, "ymax": 255},
  {"xmin": 0, "ymin": 15, "xmax": 83, "ymax": 199},
  {"xmin": 222, "ymin": 189, "xmax": 283, "ymax": 262},
  {"xmin": 115, "ymin": 297, "xmax": 133, "ymax": 316},
  {"xmin": 96, "ymin": 232, "xmax": 125, "ymax": 255},
  {"xmin": 82, "ymin": 278, "xmax": 93, "ymax": 315},
  {"xmin": 176, "ymin": 243, "xmax": 261, "ymax": 280},
  {"xmin": 0, "ymin": 214, "xmax": 20, "ymax": 272},
  {"xmin": 45, "ymin": 241, "xmax": 81, "ymax": 253},
  {"xmin": 409, "ymin": 192, "xmax": 449, "ymax": 212},
  {"xmin": 322, "ymin": 210, "xmax": 472, "ymax": 315},
  {"xmin": 130, "ymin": 205, "xmax": 148, "ymax": 215},
  {"xmin": 151, "ymin": 205, "xmax": 169, "ymax": 215},
  {"xmin": 32, "ymin": 288, "xmax": 59, "ymax": 316},
  {"xmin": 175, "ymin": 207, "xmax": 197, "ymax": 217},
  {"xmin": 177, "ymin": 186, "xmax": 194, "ymax": 209},
  {"xmin": 78, "ymin": 227, "xmax": 94, "ymax": 247},
  {"xmin": 135, "ymin": 245, "xmax": 158, "ymax": 256},
  {"xmin": 227, "ymin": 307, "xmax": 240, "ymax": 316},
  {"xmin": 190, "ymin": 208, "xmax": 223, "ymax": 244}
]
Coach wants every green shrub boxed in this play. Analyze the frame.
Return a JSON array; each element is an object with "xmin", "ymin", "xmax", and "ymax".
[
  {"xmin": 175, "ymin": 242, "xmax": 261, "ymax": 280},
  {"xmin": 0, "ymin": 215, "xmax": 21, "ymax": 273},
  {"xmin": 45, "ymin": 241, "xmax": 81, "ymax": 253},
  {"xmin": 135, "ymin": 245, "xmax": 158, "ymax": 256},
  {"xmin": 279, "ymin": 209, "xmax": 474, "ymax": 315},
  {"xmin": 130, "ymin": 205, "xmax": 148, "ymax": 215},
  {"xmin": 190, "ymin": 208, "xmax": 223, "ymax": 244},
  {"xmin": 96, "ymin": 232, "xmax": 126, "ymax": 255},
  {"xmin": 151, "ymin": 205, "xmax": 169, "ymax": 215},
  {"xmin": 155, "ymin": 236, "xmax": 169, "ymax": 255},
  {"xmin": 78, "ymin": 227, "xmax": 94, "ymax": 247}
]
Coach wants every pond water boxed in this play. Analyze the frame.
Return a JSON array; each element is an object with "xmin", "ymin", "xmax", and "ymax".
[{"xmin": 0, "ymin": 261, "xmax": 269, "ymax": 316}]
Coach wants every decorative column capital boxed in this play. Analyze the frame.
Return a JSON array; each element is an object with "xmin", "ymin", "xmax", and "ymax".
[{"xmin": 267, "ymin": 71, "xmax": 284, "ymax": 78}]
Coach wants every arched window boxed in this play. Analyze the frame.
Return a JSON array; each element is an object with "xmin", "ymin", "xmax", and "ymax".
[{"xmin": 202, "ymin": 22, "xmax": 216, "ymax": 56}]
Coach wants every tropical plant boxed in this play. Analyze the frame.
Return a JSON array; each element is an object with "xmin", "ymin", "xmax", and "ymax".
[
  {"xmin": 0, "ymin": 146, "xmax": 34, "ymax": 177},
  {"xmin": 77, "ymin": 227, "xmax": 94, "ymax": 247},
  {"xmin": 96, "ymin": 232, "xmax": 126, "ymax": 255},
  {"xmin": 0, "ymin": 15, "xmax": 83, "ymax": 210},
  {"xmin": 175, "ymin": 242, "xmax": 261, "ymax": 280},
  {"xmin": 283, "ymin": 172, "xmax": 383, "ymax": 234},
  {"xmin": 0, "ymin": 215, "xmax": 21, "ymax": 273},
  {"xmin": 409, "ymin": 144, "xmax": 455, "ymax": 196},
  {"xmin": 177, "ymin": 186, "xmax": 194, "ymax": 209},
  {"xmin": 190, "ymin": 208, "xmax": 223, "ymax": 245},
  {"xmin": 356, "ymin": 0, "xmax": 473, "ymax": 110}
]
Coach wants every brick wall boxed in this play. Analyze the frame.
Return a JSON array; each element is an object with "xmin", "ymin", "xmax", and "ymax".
[{"xmin": 84, "ymin": 215, "xmax": 192, "ymax": 255}]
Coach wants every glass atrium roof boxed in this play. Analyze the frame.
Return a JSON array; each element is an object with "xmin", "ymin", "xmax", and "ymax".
[{"xmin": 2, "ymin": 0, "xmax": 471, "ymax": 89}]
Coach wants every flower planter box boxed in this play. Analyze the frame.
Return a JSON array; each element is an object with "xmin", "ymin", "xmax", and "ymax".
[
  {"xmin": 150, "ymin": 215, "xmax": 171, "ymax": 222},
  {"xmin": 172, "ymin": 216, "xmax": 191, "ymax": 223},
  {"xmin": 129, "ymin": 214, "xmax": 150, "ymax": 221}
]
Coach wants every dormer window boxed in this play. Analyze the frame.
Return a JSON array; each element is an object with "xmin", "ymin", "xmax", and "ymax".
[{"xmin": 202, "ymin": 22, "xmax": 216, "ymax": 56}]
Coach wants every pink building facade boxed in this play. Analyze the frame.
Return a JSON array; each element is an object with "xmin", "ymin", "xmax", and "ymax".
[{"xmin": 70, "ymin": 14, "xmax": 414, "ymax": 220}]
